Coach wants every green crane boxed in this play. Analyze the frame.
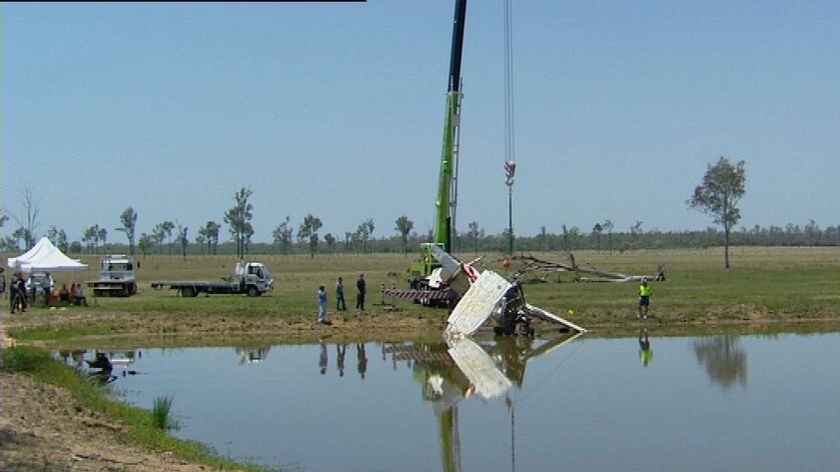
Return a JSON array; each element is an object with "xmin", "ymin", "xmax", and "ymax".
[{"xmin": 411, "ymin": 0, "xmax": 468, "ymax": 283}]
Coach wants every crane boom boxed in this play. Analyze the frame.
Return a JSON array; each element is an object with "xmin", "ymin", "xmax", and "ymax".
[{"xmin": 434, "ymin": 0, "xmax": 467, "ymax": 254}]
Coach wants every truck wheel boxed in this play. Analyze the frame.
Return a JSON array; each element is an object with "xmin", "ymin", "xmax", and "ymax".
[
  {"xmin": 182, "ymin": 287, "xmax": 197, "ymax": 298},
  {"xmin": 129, "ymin": 283, "xmax": 137, "ymax": 295},
  {"xmin": 246, "ymin": 286, "xmax": 259, "ymax": 297}
]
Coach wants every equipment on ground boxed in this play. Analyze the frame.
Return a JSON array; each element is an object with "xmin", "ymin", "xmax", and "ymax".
[
  {"xmin": 150, "ymin": 261, "xmax": 274, "ymax": 297},
  {"xmin": 87, "ymin": 255, "xmax": 138, "ymax": 297}
]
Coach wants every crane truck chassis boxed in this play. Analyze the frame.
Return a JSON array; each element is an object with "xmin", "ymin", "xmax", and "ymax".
[{"xmin": 150, "ymin": 262, "xmax": 274, "ymax": 297}]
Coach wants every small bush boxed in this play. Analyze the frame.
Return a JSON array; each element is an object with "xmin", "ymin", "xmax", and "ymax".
[{"xmin": 152, "ymin": 394, "xmax": 178, "ymax": 430}]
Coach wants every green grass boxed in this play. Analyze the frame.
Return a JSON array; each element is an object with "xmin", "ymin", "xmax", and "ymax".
[{"xmin": 6, "ymin": 246, "xmax": 840, "ymax": 331}]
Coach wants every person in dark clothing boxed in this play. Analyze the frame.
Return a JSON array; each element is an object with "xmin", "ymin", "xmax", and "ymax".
[
  {"xmin": 336, "ymin": 277, "xmax": 347, "ymax": 311},
  {"xmin": 356, "ymin": 274, "xmax": 366, "ymax": 311},
  {"xmin": 12, "ymin": 274, "xmax": 28, "ymax": 313}
]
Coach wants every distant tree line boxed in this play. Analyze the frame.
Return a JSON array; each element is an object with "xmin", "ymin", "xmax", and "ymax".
[
  {"xmin": 2, "ymin": 162, "xmax": 837, "ymax": 261},
  {"xmin": 4, "ymin": 217, "xmax": 837, "ymax": 258}
]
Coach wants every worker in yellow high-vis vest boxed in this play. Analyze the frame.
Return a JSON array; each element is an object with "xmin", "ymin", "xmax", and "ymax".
[{"xmin": 638, "ymin": 277, "xmax": 652, "ymax": 319}]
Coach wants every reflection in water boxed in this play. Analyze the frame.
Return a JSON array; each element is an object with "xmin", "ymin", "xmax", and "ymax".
[
  {"xmin": 639, "ymin": 328, "xmax": 653, "ymax": 367},
  {"xmin": 55, "ymin": 349, "xmax": 142, "ymax": 385},
  {"xmin": 357, "ymin": 343, "xmax": 367, "ymax": 380},
  {"xmin": 383, "ymin": 333, "xmax": 582, "ymax": 472},
  {"xmin": 693, "ymin": 336, "xmax": 747, "ymax": 390},
  {"xmin": 319, "ymin": 339, "xmax": 328, "ymax": 375},
  {"xmin": 235, "ymin": 346, "xmax": 271, "ymax": 365},
  {"xmin": 337, "ymin": 344, "xmax": 347, "ymax": 377}
]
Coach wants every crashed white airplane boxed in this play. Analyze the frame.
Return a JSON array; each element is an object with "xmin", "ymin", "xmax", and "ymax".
[{"xmin": 384, "ymin": 245, "xmax": 587, "ymax": 338}]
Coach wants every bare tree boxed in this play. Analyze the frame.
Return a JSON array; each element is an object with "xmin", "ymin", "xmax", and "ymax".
[{"xmin": 10, "ymin": 186, "xmax": 40, "ymax": 248}]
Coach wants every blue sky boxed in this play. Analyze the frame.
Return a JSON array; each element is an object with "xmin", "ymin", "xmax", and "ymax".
[{"xmin": 3, "ymin": 1, "xmax": 839, "ymax": 245}]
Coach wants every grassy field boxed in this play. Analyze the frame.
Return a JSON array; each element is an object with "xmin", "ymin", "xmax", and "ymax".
[{"xmin": 6, "ymin": 246, "xmax": 839, "ymax": 330}]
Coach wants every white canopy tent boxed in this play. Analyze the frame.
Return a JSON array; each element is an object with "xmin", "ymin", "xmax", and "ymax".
[{"xmin": 7, "ymin": 237, "xmax": 88, "ymax": 273}]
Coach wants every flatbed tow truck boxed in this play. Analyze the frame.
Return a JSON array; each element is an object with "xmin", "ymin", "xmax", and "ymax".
[{"xmin": 151, "ymin": 261, "xmax": 274, "ymax": 297}]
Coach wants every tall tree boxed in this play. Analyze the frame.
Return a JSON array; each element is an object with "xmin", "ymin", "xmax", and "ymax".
[
  {"xmin": 204, "ymin": 221, "xmax": 221, "ymax": 254},
  {"xmin": 357, "ymin": 219, "xmax": 375, "ymax": 253},
  {"xmin": 631, "ymin": 221, "xmax": 644, "ymax": 240},
  {"xmin": 97, "ymin": 227, "xmax": 108, "ymax": 252},
  {"xmin": 152, "ymin": 223, "xmax": 167, "ymax": 254},
  {"xmin": 117, "ymin": 207, "xmax": 139, "ymax": 256},
  {"xmin": 137, "ymin": 233, "xmax": 153, "ymax": 258},
  {"xmin": 46, "ymin": 226, "xmax": 69, "ymax": 253},
  {"xmin": 224, "ymin": 187, "xmax": 254, "ymax": 259},
  {"xmin": 176, "ymin": 222, "xmax": 189, "ymax": 260},
  {"xmin": 272, "ymin": 216, "xmax": 294, "ymax": 255},
  {"xmin": 602, "ymin": 219, "xmax": 614, "ymax": 254},
  {"xmin": 467, "ymin": 221, "xmax": 482, "ymax": 253},
  {"xmin": 324, "ymin": 233, "xmax": 336, "ymax": 253},
  {"xmin": 297, "ymin": 214, "xmax": 323, "ymax": 258},
  {"xmin": 688, "ymin": 156, "xmax": 746, "ymax": 268},
  {"xmin": 395, "ymin": 215, "xmax": 414, "ymax": 255},
  {"xmin": 592, "ymin": 223, "xmax": 603, "ymax": 251},
  {"xmin": 160, "ymin": 221, "xmax": 175, "ymax": 255},
  {"xmin": 539, "ymin": 225, "xmax": 548, "ymax": 251},
  {"xmin": 82, "ymin": 225, "xmax": 101, "ymax": 253}
]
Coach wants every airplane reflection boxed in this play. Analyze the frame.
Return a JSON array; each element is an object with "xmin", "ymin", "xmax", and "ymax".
[
  {"xmin": 383, "ymin": 332, "xmax": 582, "ymax": 472},
  {"xmin": 235, "ymin": 346, "xmax": 272, "ymax": 365}
]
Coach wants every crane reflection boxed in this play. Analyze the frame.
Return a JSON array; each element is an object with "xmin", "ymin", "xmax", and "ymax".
[{"xmin": 383, "ymin": 332, "xmax": 582, "ymax": 472}]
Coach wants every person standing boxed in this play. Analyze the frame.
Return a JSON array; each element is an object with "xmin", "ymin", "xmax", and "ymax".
[
  {"xmin": 13, "ymin": 273, "xmax": 28, "ymax": 313},
  {"xmin": 335, "ymin": 277, "xmax": 347, "ymax": 311},
  {"xmin": 27, "ymin": 275, "xmax": 36, "ymax": 307},
  {"xmin": 43, "ymin": 272, "xmax": 54, "ymax": 306},
  {"xmin": 0, "ymin": 268, "xmax": 6, "ymax": 304},
  {"xmin": 9, "ymin": 272, "xmax": 17, "ymax": 313},
  {"xmin": 356, "ymin": 273, "xmax": 366, "ymax": 311},
  {"xmin": 317, "ymin": 285, "xmax": 331, "ymax": 325},
  {"xmin": 638, "ymin": 277, "xmax": 652, "ymax": 319}
]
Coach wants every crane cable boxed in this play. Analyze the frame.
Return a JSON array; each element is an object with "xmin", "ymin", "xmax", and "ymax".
[{"xmin": 504, "ymin": 0, "xmax": 516, "ymax": 166}]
